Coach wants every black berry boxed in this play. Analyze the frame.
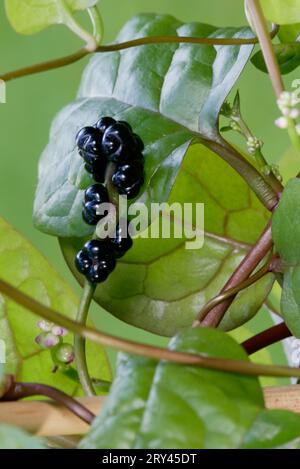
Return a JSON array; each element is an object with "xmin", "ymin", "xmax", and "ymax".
[
  {"xmin": 102, "ymin": 122, "xmax": 136, "ymax": 163},
  {"xmin": 112, "ymin": 161, "xmax": 144, "ymax": 199},
  {"xmin": 84, "ymin": 155, "xmax": 107, "ymax": 181},
  {"xmin": 133, "ymin": 133, "xmax": 145, "ymax": 152},
  {"xmin": 118, "ymin": 121, "xmax": 133, "ymax": 133},
  {"xmin": 82, "ymin": 184, "xmax": 109, "ymax": 226},
  {"xmin": 95, "ymin": 116, "xmax": 116, "ymax": 134},
  {"xmin": 84, "ymin": 184, "xmax": 109, "ymax": 203},
  {"xmin": 110, "ymin": 223, "xmax": 133, "ymax": 258},
  {"xmin": 75, "ymin": 239, "xmax": 116, "ymax": 284},
  {"xmin": 76, "ymin": 126, "xmax": 102, "ymax": 159}
]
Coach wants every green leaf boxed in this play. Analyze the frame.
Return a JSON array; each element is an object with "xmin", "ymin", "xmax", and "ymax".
[
  {"xmin": 241, "ymin": 409, "xmax": 300, "ymax": 449},
  {"xmin": 5, "ymin": 0, "xmax": 98, "ymax": 35},
  {"xmin": 272, "ymin": 178, "xmax": 300, "ymax": 266},
  {"xmin": 33, "ymin": 13, "xmax": 254, "ymax": 238},
  {"xmin": 80, "ymin": 328, "xmax": 300, "ymax": 449},
  {"xmin": 0, "ymin": 217, "xmax": 111, "ymax": 394},
  {"xmin": 0, "ymin": 424, "xmax": 44, "ymax": 449},
  {"xmin": 61, "ymin": 144, "xmax": 274, "ymax": 336},
  {"xmin": 251, "ymin": 43, "xmax": 300, "ymax": 75},
  {"xmin": 272, "ymin": 179, "xmax": 300, "ymax": 337},
  {"xmin": 278, "ymin": 146, "xmax": 300, "ymax": 184},
  {"xmin": 281, "ymin": 266, "xmax": 300, "ymax": 337},
  {"xmin": 261, "ymin": 0, "xmax": 300, "ymax": 24},
  {"xmin": 278, "ymin": 24, "xmax": 300, "ymax": 43}
]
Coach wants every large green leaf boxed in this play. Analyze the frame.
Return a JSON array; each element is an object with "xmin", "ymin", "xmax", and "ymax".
[
  {"xmin": 280, "ymin": 266, "xmax": 300, "ymax": 337},
  {"xmin": 0, "ymin": 424, "xmax": 44, "ymax": 449},
  {"xmin": 33, "ymin": 13, "xmax": 254, "ymax": 238},
  {"xmin": 272, "ymin": 178, "xmax": 300, "ymax": 266},
  {"xmin": 79, "ymin": 328, "xmax": 300, "ymax": 449},
  {"xmin": 0, "ymin": 217, "xmax": 111, "ymax": 394},
  {"xmin": 241, "ymin": 410, "xmax": 300, "ymax": 449},
  {"xmin": 5, "ymin": 0, "xmax": 98, "ymax": 35},
  {"xmin": 272, "ymin": 178, "xmax": 300, "ymax": 337},
  {"xmin": 261, "ymin": 0, "xmax": 300, "ymax": 24},
  {"xmin": 61, "ymin": 144, "xmax": 274, "ymax": 336},
  {"xmin": 251, "ymin": 43, "xmax": 300, "ymax": 75}
]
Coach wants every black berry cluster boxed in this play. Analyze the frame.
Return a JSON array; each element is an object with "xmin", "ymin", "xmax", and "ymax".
[
  {"xmin": 75, "ymin": 223, "xmax": 133, "ymax": 284},
  {"xmin": 76, "ymin": 116, "xmax": 145, "ymax": 198},
  {"xmin": 75, "ymin": 116, "xmax": 142, "ymax": 284}
]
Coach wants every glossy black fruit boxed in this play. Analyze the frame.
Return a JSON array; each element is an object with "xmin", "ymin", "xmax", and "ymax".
[
  {"xmin": 102, "ymin": 122, "xmax": 136, "ymax": 163},
  {"xmin": 110, "ymin": 223, "xmax": 133, "ymax": 258},
  {"xmin": 76, "ymin": 126, "xmax": 102, "ymax": 157},
  {"xmin": 75, "ymin": 239, "xmax": 116, "ymax": 284},
  {"xmin": 95, "ymin": 116, "xmax": 116, "ymax": 134},
  {"xmin": 112, "ymin": 161, "xmax": 144, "ymax": 199},
  {"xmin": 84, "ymin": 184, "xmax": 109, "ymax": 204},
  {"xmin": 82, "ymin": 184, "xmax": 109, "ymax": 226},
  {"xmin": 133, "ymin": 133, "xmax": 145, "ymax": 152}
]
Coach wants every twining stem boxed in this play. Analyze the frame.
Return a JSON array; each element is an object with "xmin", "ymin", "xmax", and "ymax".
[
  {"xmin": 246, "ymin": 0, "xmax": 300, "ymax": 156},
  {"xmin": 1, "ymin": 378, "xmax": 95, "ymax": 425},
  {"xmin": 205, "ymin": 138, "xmax": 280, "ymax": 210},
  {"xmin": 74, "ymin": 281, "xmax": 96, "ymax": 397},
  {"xmin": 2, "ymin": 278, "xmax": 300, "ymax": 379},
  {"xmin": 242, "ymin": 322, "xmax": 291, "ymax": 355},
  {"xmin": 246, "ymin": 1, "xmax": 283, "ymax": 98},
  {"xmin": 195, "ymin": 255, "xmax": 272, "ymax": 324},
  {"xmin": 196, "ymin": 221, "xmax": 273, "ymax": 328},
  {"xmin": 0, "ymin": 25, "xmax": 279, "ymax": 83}
]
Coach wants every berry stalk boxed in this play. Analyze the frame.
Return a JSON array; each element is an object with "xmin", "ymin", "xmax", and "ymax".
[{"xmin": 74, "ymin": 281, "xmax": 96, "ymax": 397}]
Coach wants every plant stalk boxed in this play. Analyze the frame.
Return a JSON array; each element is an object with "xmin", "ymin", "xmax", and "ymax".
[
  {"xmin": 1, "ymin": 379, "xmax": 95, "ymax": 425},
  {"xmin": 74, "ymin": 281, "xmax": 96, "ymax": 397},
  {"xmin": 2, "ymin": 278, "xmax": 300, "ymax": 379},
  {"xmin": 242, "ymin": 322, "xmax": 291, "ymax": 355},
  {"xmin": 195, "ymin": 221, "xmax": 273, "ymax": 328},
  {"xmin": 196, "ymin": 255, "xmax": 272, "ymax": 323},
  {"xmin": 0, "ymin": 25, "xmax": 279, "ymax": 83}
]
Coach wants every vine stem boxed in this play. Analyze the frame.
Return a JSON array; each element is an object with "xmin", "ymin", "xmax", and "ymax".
[
  {"xmin": 246, "ymin": 0, "xmax": 300, "ymax": 155},
  {"xmin": 1, "ymin": 378, "xmax": 95, "ymax": 425},
  {"xmin": 0, "ymin": 25, "xmax": 279, "ymax": 83},
  {"xmin": 2, "ymin": 278, "xmax": 300, "ymax": 379},
  {"xmin": 206, "ymin": 138, "xmax": 280, "ymax": 210},
  {"xmin": 74, "ymin": 281, "xmax": 96, "ymax": 397},
  {"xmin": 242, "ymin": 322, "xmax": 291, "ymax": 355},
  {"xmin": 195, "ymin": 221, "xmax": 273, "ymax": 328},
  {"xmin": 195, "ymin": 254, "xmax": 272, "ymax": 323}
]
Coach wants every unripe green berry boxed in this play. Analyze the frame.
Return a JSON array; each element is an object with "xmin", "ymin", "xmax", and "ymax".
[{"xmin": 51, "ymin": 343, "xmax": 75, "ymax": 366}]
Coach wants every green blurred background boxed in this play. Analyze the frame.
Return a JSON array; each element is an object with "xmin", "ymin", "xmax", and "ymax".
[{"xmin": 0, "ymin": 1, "xmax": 295, "ymax": 368}]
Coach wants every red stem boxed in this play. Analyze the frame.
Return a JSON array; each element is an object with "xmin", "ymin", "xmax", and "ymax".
[
  {"xmin": 242, "ymin": 322, "xmax": 291, "ymax": 355},
  {"xmin": 198, "ymin": 221, "xmax": 273, "ymax": 328},
  {"xmin": 1, "ymin": 379, "xmax": 95, "ymax": 425}
]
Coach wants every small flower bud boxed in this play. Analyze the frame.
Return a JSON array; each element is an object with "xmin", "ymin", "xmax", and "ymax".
[
  {"xmin": 52, "ymin": 326, "xmax": 68, "ymax": 337},
  {"xmin": 35, "ymin": 332, "xmax": 59, "ymax": 349},
  {"xmin": 290, "ymin": 108, "xmax": 299, "ymax": 119},
  {"xmin": 37, "ymin": 320, "xmax": 53, "ymax": 332},
  {"xmin": 275, "ymin": 117, "xmax": 289, "ymax": 129}
]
